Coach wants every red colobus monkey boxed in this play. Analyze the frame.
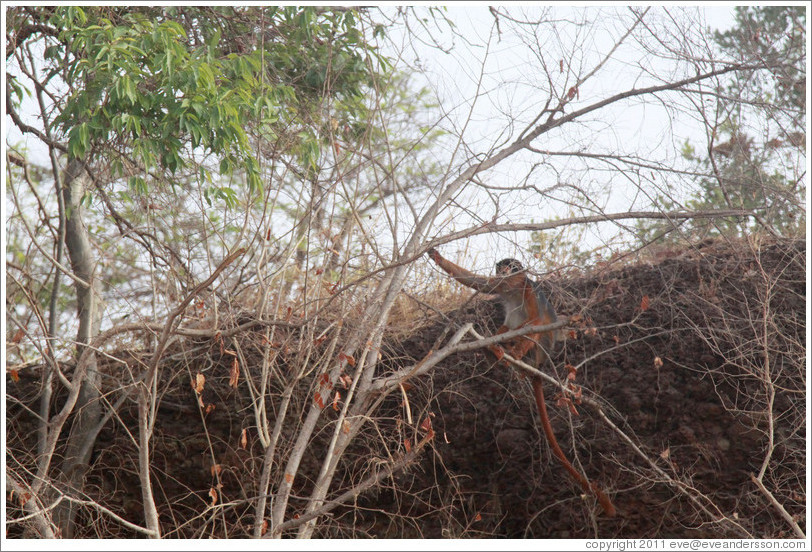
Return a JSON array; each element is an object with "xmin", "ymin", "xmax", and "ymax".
[{"xmin": 428, "ymin": 248, "xmax": 616, "ymax": 517}]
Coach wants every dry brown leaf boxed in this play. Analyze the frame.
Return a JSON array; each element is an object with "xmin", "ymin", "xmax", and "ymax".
[
  {"xmin": 193, "ymin": 372, "xmax": 206, "ymax": 394},
  {"xmin": 229, "ymin": 357, "xmax": 240, "ymax": 389}
]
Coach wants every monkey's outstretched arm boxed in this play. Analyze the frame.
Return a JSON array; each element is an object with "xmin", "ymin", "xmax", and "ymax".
[{"xmin": 428, "ymin": 248, "xmax": 507, "ymax": 294}]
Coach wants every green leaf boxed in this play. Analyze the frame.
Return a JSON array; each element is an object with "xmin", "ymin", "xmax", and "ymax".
[
  {"xmin": 219, "ymin": 156, "xmax": 231, "ymax": 175},
  {"xmin": 128, "ymin": 175, "xmax": 148, "ymax": 196},
  {"xmin": 68, "ymin": 123, "xmax": 88, "ymax": 159}
]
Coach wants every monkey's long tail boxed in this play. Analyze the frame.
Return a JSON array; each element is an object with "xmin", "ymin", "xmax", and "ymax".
[{"xmin": 531, "ymin": 376, "xmax": 617, "ymax": 517}]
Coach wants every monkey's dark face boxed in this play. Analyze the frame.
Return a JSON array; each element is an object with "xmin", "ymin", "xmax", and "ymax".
[{"xmin": 495, "ymin": 258, "xmax": 524, "ymax": 275}]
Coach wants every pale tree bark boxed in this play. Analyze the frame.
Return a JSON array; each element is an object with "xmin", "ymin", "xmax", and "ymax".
[
  {"xmin": 37, "ymin": 85, "xmax": 66, "ymax": 474},
  {"xmin": 50, "ymin": 159, "xmax": 105, "ymax": 538}
]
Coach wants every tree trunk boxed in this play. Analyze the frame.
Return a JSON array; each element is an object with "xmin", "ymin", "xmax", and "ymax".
[{"xmin": 51, "ymin": 159, "xmax": 105, "ymax": 538}]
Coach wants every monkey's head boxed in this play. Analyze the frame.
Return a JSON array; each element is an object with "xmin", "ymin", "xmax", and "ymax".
[{"xmin": 495, "ymin": 258, "xmax": 524, "ymax": 275}]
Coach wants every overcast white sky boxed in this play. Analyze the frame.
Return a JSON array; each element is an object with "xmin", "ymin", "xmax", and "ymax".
[
  {"xmin": 373, "ymin": 6, "xmax": 744, "ymax": 272},
  {"xmin": 4, "ymin": 5, "xmax": 785, "ymax": 280}
]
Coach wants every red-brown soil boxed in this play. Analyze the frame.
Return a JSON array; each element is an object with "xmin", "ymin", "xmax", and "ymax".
[{"xmin": 6, "ymin": 237, "xmax": 806, "ymax": 538}]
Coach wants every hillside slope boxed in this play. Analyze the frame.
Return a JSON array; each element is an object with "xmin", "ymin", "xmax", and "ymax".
[
  {"xmin": 366, "ymin": 237, "xmax": 806, "ymax": 538},
  {"xmin": 6, "ymin": 237, "xmax": 805, "ymax": 538}
]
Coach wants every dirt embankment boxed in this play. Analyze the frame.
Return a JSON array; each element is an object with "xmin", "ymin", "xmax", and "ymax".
[
  {"xmin": 6, "ymin": 237, "xmax": 805, "ymax": 538},
  {"xmin": 364, "ymin": 237, "xmax": 805, "ymax": 538}
]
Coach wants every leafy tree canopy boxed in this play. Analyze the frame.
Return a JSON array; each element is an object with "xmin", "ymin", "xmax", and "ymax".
[{"xmin": 8, "ymin": 6, "xmax": 389, "ymax": 196}]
